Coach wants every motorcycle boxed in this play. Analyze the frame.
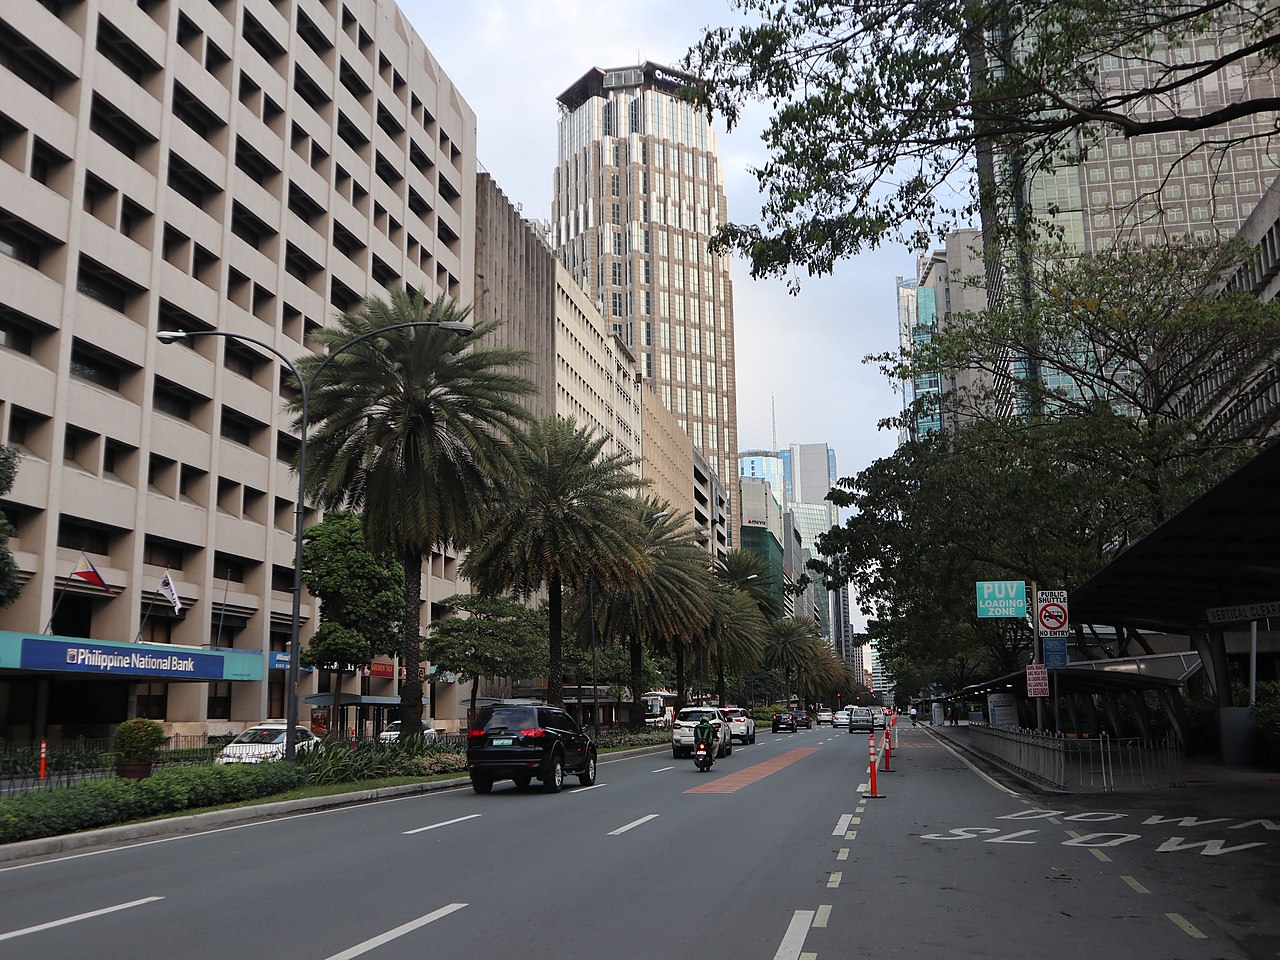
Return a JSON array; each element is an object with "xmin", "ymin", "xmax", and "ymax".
[{"xmin": 693, "ymin": 737, "xmax": 715, "ymax": 772}]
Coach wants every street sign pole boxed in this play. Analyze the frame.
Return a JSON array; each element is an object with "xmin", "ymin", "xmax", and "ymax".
[{"xmin": 1032, "ymin": 581, "xmax": 1043, "ymax": 731}]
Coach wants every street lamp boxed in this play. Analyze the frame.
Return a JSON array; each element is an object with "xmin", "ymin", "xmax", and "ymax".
[{"xmin": 156, "ymin": 319, "xmax": 471, "ymax": 758}]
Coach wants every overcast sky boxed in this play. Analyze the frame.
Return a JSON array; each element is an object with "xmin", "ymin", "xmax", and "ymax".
[{"xmin": 398, "ymin": 0, "xmax": 909, "ymax": 485}]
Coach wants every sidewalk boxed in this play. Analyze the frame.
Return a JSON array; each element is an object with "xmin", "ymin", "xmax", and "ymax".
[{"xmin": 922, "ymin": 720, "xmax": 1280, "ymax": 799}]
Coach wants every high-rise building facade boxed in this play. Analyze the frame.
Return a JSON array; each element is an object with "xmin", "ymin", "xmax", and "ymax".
[{"xmin": 552, "ymin": 62, "xmax": 739, "ymax": 536}]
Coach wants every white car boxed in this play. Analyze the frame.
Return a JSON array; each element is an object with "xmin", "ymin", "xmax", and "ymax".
[
  {"xmin": 719, "ymin": 706, "xmax": 756, "ymax": 744},
  {"xmin": 671, "ymin": 707, "xmax": 733, "ymax": 758},
  {"xmin": 378, "ymin": 720, "xmax": 439, "ymax": 743},
  {"xmin": 832, "ymin": 708, "xmax": 851, "ymax": 728},
  {"xmin": 815, "ymin": 708, "xmax": 834, "ymax": 725},
  {"xmin": 215, "ymin": 721, "xmax": 320, "ymax": 763}
]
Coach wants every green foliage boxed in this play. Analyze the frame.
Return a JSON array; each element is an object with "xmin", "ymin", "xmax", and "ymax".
[
  {"xmin": 591, "ymin": 728, "xmax": 670, "ymax": 750},
  {"xmin": 427, "ymin": 594, "xmax": 548, "ymax": 686},
  {"xmin": 299, "ymin": 739, "xmax": 465, "ymax": 785},
  {"xmin": 300, "ymin": 510, "xmax": 404, "ymax": 670},
  {"xmin": 1251, "ymin": 682, "xmax": 1280, "ymax": 768},
  {"xmin": 112, "ymin": 718, "xmax": 167, "ymax": 763},
  {"xmin": 0, "ymin": 445, "xmax": 21, "ymax": 608},
  {"xmin": 0, "ymin": 763, "xmax": 306, "ymax": 843},
  {"xmin": 686, "ymin": 1, "xmax": 1280, "ymax": 279}
]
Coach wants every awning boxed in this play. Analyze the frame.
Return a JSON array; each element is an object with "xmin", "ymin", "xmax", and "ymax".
[
  {"xmin": 956, "ymin": 651, "xmax": 1202, "ymax": 700},
  {"xmin": 303, "ymin": 693, "xmax": 402, "ymax": 707},
  {"xmin": 0, "ymin": 630, "xmax": 264, "ymax": 681}
]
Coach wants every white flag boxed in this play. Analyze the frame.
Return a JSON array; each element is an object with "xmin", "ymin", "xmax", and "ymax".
[{"xmin": 158, "ymin": 570, "xmax": 183, "ymax": 614}]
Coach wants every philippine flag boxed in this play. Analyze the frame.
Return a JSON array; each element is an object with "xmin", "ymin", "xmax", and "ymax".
[{"xmin": 70, "ymin": 553, "xmax": 116, "ymax": 595}]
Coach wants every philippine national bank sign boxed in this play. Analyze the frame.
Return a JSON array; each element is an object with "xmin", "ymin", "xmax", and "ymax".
[{"xmin": 0, "ymin": 631, "xmax": 264, "ymax": 682}]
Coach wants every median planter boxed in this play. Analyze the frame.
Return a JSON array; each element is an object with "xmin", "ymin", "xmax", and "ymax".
[{"xmin": 112, "ymin": 718, "xmax": 167, "ymax": 780}]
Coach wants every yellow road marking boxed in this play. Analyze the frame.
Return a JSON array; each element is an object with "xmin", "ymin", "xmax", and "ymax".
[
  {"xmin": 1166, "ymin": 913, "xmax": 1208, "ymax": 939},
  {"xmin": 836, "ymin": 848, "xmax": 849, "ymax": 861},
  {"xmin": 1121, "ymin": 876, "xmax": 1150, "ymax": 894},
  {"xmin": 814, "ymin": 905, "xmax": 831, "ymax": 928}
]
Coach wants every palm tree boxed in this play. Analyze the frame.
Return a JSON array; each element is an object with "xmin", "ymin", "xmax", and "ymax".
[
  {"xmin": 764, "ymin": 616, "xmax": 823, "ymax": 705},
  {"xmin": 586, "ymin": 497, "xmax": 715, "ymax": 726},
  {"xmin": 290, "ymin": 290, "xmax": 533, "ymax": 737},
  {"xmin": 693, "ymin": 586, "xmax": 766, "ymax": 707},
  {"xmin": 713, "ymin": 548, "xmax": 782, "ymax": 622},
  {"xmin": 463, "ymin": 416, "xmax": 648, "ymax": 706}
]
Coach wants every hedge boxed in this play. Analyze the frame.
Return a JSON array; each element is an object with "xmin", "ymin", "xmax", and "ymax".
[{"xmin": 0, "ymin": 762, "xmax": 306, "ymax": 844}]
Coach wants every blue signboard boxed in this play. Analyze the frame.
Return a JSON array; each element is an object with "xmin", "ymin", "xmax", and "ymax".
[
  {"xmin": 975, "ymin": 580, "xmax": 1027, "ymax": 618},
  {"xmin": 21, "ymin": 637, "xmax": 226, "ymax": 680},
  {"xmin": 1043, "ymin": 637, "xmax": 1068, "ymax": 669}
]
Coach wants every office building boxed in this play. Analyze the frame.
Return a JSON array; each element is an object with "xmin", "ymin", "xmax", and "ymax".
[{"xmin": 552, "ymin": 62, "xmax": 740, "ymax": 537}]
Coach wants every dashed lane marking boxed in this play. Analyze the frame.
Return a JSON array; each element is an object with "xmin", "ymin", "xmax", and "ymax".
[
  {"xmin": 845, "ymin": 830, "xmax": 857, "ymax": 841},
  {"xmin": 1090, "ymin": 849, "xmax": 1112, "ymax": 862},
  {"xmin": 651, "ymin": 766, "xmax": 674, "ymax": 772},
  {"xmin": 827, "ymin": 871, "xmax": 842, "ymax": 888},
  {"xmin": 323, "ymin": 904, "xmax": 467, "ymax": 960},
  {"xmin": 684, "ymin": 748, "xmax": 819, "ymax": 795},
  {"xmin": 609, "ymin": 814, "xmax": 659, "ymax": 836},
  {"xmin": 833, "ymin": 814, "xmax": 852, "ymax": 836},
  {"xmin": 0, "ymin": 897, "xmax": 164, "ymax": 942},
  {"xmin": 836, "ymin": 848, "xmax": 849, "ymax": 860},
  {"xmin": 1165, "ymin": 913, "xmax": 1208, "ymax": 939},
  {"xmin": 1122, "ymin": 876, "xmax": 1150, "ymax": 894},
  {"xmin": 772, "ymin": 910, "xmax": 814, "ymax": 960},
  {"xmin": 403, "ymin": 814, "xmax": 482, "ymax": 835},
  {"xmin": 813, "ymin": 905, "xmax": 831, "ymax": 928}
]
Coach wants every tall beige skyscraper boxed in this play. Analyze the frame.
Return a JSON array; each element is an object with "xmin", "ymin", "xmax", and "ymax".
[{"xmin": 552, "ymin": 63, "xmax": 739, "ymax": 535}]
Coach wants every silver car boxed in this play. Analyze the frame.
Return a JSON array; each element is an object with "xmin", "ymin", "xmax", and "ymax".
[{"xmin": 847, "ymin": 707, "xmax": 877, "ymax": 734}]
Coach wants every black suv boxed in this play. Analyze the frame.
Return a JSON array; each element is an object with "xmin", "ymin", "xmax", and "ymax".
[{"xmin": 466, "ymin": 702, "xmax": 596, "ymax": 794}]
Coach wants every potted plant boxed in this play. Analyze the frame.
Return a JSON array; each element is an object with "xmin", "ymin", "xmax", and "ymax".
[{"xmin": 113, "ymin": 717, "xmax": 167, "ymax": 780}]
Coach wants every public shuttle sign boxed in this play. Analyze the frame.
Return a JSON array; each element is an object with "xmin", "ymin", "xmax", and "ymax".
[{"xmin": 975, "ymin": 580, "xmax": 1027, "ymax": 618}]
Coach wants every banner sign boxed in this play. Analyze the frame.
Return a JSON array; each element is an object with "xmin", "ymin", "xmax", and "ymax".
[
  {"xmin": 21, "ymin": 637, "xmax": 225, "ymax": 680},
  {"xmin": 1205, "ymin": 600, "xmax": 1280, "ymax": 625},
  {"xmin": 1026, "ymin": 663, "xmax": 1050, "ymax": 698},
  {"xmin": 976, "ymin": 580, "xmax": 1026, "ymax": 618}
]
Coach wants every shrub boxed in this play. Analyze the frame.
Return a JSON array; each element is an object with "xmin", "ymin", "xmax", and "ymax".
[
  {"xmin": 113, "ymin": 718, "xmax": 167, "ymax": 763},
  {"xmin": 1251, "ymin": 681, "xmax": 1280, "ymax": 768},
  {"xmin": 0, "ymin": 763, "xmax": 306, "ymax": 844}
]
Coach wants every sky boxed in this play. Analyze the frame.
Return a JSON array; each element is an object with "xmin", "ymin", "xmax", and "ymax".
[{"xmin": 397, "ymin": 0, "xmax": 909, "ymax": 485}]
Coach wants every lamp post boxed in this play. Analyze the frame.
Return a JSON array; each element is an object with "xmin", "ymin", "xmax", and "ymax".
[{"xmin": 156, "ymin": 320, "xmax": 470, "ymax": 759}]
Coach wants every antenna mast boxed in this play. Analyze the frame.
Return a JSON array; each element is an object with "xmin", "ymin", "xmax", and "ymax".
[{"xmin": 771, "ymin": 394, "xmax": 778, "ymax": 453}]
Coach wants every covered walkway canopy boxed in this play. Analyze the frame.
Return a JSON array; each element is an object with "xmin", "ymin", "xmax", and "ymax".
[{"xmin": 1070, "ymin": 440, "xmax": 1280, "ymax": 634}]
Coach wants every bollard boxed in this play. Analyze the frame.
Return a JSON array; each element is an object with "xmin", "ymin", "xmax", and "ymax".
[
  {"xmin": 39, "ymin": 738, "xmax": 47, "ymax": 781},
  {"xmin": 864, "ymin": 731, "xmax": 883, "ymax": 798},
  {"xmin": 882, "ymin": 727, "xmax": 893, "ymax": 772}
]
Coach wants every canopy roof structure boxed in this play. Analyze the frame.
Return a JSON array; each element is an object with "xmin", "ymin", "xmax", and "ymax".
[{"xmin": 1070, "ymin": 441, "xmax": 1280, "ymax": 634}]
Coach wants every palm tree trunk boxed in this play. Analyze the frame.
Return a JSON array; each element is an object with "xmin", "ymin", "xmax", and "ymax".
[
  {"xmin": 675, "ymin": 642, "xmax": 686, "ymax": 711},
  {"xmin": 399, "ymin": 549, "xmax": 426, "ymax": 737},
  {"xmin": 629, "ymin": 634, "xmax": 645, "ymax": 731},
  {"xmin": 547, "ymin": 570, "xmax": 564, "ymax": 706},
  {"xmin": 716, "ymin": 658, "xmax": 726, "ymax": 708}
]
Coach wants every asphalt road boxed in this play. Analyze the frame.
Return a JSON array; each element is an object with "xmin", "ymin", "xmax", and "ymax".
[{"xmin": 0, "ymin": 724, "xmax": 1275, "ymax": 959}]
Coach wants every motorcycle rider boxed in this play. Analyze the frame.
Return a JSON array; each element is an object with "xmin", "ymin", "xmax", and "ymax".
[{"xmin": 693, "ymin": 713, "xmax": 716, "ymax": 759}]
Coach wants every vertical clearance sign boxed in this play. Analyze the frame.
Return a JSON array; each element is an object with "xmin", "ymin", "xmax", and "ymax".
[{"xmin": 975, "ymin": 581, "xmax": 1027, "ymax": 618}]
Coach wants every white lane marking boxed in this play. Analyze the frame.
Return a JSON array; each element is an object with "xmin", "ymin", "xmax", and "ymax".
[
  {"xmin": 651, "ymin": 766, "xmax": 674, "ymax": 773},
  {"xmin": 827, "ymin": 871, "xmax": 842, "ymax": 888},
  {"xmin": 1122, "ymin": 875, "xmax": 1150, "ymax": 894},
  {"xmin": 1165, "ymin": 913, "xmax": 1208, "ymax": 940},
  {"xmin": 813, "ymin": 905, "xmax": 832, "ymax": 928},
  {"xmin": 323, "ymin": 903, "xmax": 468, "ymax": 960},
  {"xmin": 0, "ymin": 897, "xmax": 164, "ymax": 942},
  {"xmin": 609, "ymin": 814, "xmax": 659, "ymax": 836},
  {"xmin": 849, "ymin": 816, "xmax": 862, "ymax": 825},
  {"xmin": 772, "ymin": 910, "xmax": 814, "ymax": 960},
  {"xmin": 572, "ymin": 783, "xmax": 606, "ymax": 793},
  {"xmin": 837, "ymin": 848, "xmax": 849, "ymax": 861},
  {"xmin": 403, "ymin": 814, "xmax": 482, "ymax": 835},
  {"xmin": 833, "ymin": 813, "xmax": 852, "ymax": 836},
  {"xmin": 845, "ymin": 829, "xmax": 858, "ymax": 841}
]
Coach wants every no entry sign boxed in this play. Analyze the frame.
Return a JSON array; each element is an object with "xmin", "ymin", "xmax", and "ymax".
[{"xmin": 1037, "ymin": 590, "xmax": 1070, "ymax": 638}]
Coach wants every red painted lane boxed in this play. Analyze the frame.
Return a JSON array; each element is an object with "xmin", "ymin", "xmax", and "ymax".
[{"xmin": 684, "ymin": 747, "xmax": 820, "ymax": 795}]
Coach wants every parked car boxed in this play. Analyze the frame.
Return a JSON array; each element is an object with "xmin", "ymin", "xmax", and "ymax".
[
  {"xmin": 720, "ymin": 706, "xmax": 757, "ymax": 744},
  {"xmin": 672, "ymin": 706, "xmax": 733, "ymax": 758},
  {"xmin": 847, "ymin": 706, "xmax": 877, "ymax": 734},
  {"xmin": 466, "ymin": 701, "xmax": 596, "ymax": 794},
  {"xmin": 379, "ymin": 720, "xmax": 439, "ymax": 743},
  {"xmin": 815, "ymin": 708, "xmax": 834, "ymax": 725},
  {"xmin": 215, "ymin": 721, "xmax": 321, "ymax": 763},
  {"xmin": 793, "ymin": 710, "xmax": 812, "ymax": 729},
  {"xmin": 771, "ymin": 711, "xmax": 797, "ymax": 733}
]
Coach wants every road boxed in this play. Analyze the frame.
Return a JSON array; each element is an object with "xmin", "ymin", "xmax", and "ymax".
[{"xmin": 0, "ymin": 724, "xmax": 1275, "ymax": 959}]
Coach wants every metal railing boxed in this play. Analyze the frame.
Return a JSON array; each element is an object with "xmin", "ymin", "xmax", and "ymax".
[
  {"xmin": 0, "ymin": 734, "xmax": 232, "ymax": 795},
  {"xmin": 965, "ymin": 724, "xmax": 1183, "ymax": 792}
]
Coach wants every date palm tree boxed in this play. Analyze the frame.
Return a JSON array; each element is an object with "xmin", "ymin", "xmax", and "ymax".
[
  {"xmin": 764, "ymin": 615, "xmax": 824, "ymax": 705},
  {"xmin": 463, "ymin": 416, "xmax": 648, "ymax": 706},
  {"xmin": 290, "ymin": 291, "xmax": 533, "ymax": 737},
  {"xmin": 713, "ymin": 548, "xmax": 782, "ymax": 622}
]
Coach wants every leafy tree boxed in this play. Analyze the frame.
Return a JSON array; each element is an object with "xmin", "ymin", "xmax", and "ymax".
[
  {"xmin": 299, "ymin": 511, "xmax": 404, "ymax": 728},
  {"xmin": 463, "ymin": 417, "xmax": 649, "ymax": 707},
  {"xmin": 290, "ymin": 291, "xmax": 533, "ymax": 738},
  {"xmin": 0, "ymin": 446, "xmax": 20, "ymax": 608},
  {"xmin": 427, "ymin": 594, "xmax": 548, "ymax": 720},
  {"xmin": 687, "ymin": 1, "xmax": 1280, "ymax": 279}
]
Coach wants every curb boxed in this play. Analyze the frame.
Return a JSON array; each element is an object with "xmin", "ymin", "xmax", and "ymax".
[{"xmin": 0, "ymin": 743, "xmax": 670, "ymax": 867}]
